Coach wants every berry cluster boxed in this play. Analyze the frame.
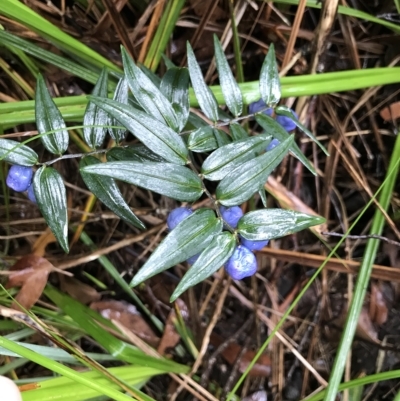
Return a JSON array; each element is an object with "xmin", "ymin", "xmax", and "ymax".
[
  {"xmin": 6, "ymin": 165, "xmax": 36, "ymax": 203},
  {"xmin": 167, "ymin": 206, "xmax": 269, "ymax": 281},
  {"xmin": 249, "ymin": 99, "xmax": 298, "ymax": 151}
]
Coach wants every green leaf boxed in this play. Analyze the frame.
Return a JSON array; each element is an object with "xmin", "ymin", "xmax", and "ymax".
[
  {"xmin": 106, "ymin": 145, "xmax": 165, "ymax": 163},
  {"xmin": 33, "ymin": 166, "xmax": 69, "ymax": 253},
  {"xmin": 188, "ymin": 126, "xmax": 218, "ymax": 153},
  {"xmin": 229, "ymin": 122, "xmax": 248, "ymax": 141},
  {"xmin": 256, "ymin": 113, "xmax": 317, "ymax": 175},
  {"xmin": 259, "ymin": 44, "xmax": 281, "ymax": 107},
  {"xmin": 213, "ymin": 34, "xmax": 243, "ymax": 117},
  {"xmin": 170, "ymin": 231, "xmax": 236, "ymax": 302},
  {"xmin": 259, "ymin": 187, "xmax": 268, "ymax": 207},
  {"xmin": 202, "ymin": 133, "xmax": 272, "ymax": 181},
  {"xmin": 213, "ymin": 128, "xmax": 231, "ymax": 147},
  {"xmin": 87, "ymin": 96, "xmax": 189, "ymax": 165},
  {"xmin": 131, "ymin": 209, "xmax": 223, "ymax": 286},
  {"xmin": 275, "ymin": 105, "xmax": 330, "ymax": 156},
  {"xmin": 80, "ymin": 156, "xmax": 145, "ymax": 230},
  {"xmin": 35, "ymin": 74, "xmax": 69, "ymax": 155},
  {"xmin": 80, "ymin": 161, "xmax": 203, "ymax": 202},
  {"xmin": 216, "ymin": 135, "xmax": 294, "ymax": 206},
  {"xmin": 121, "ymin": 48, "xmax": 179, "ymax": 131},
  {"xmin": 186, "ymin": 42, "xmax": 219, "ymax": 122},
  {"xmin": 0, "ymin": 139, "xmax": 38, "ymax": 166},
  {"xmin": 83, "ymin": 68, "xmax": 109, "ymax": 149},
  {"xmin": 238, "ymin": 209, "xmax": 326, "ymax": 240},
  {"xmin": 160, "ymin": 67, "xmax": 190, "ymax": 131},
  {"xmin": 109, "ymin": 77, "xmax": 128, "ymax": 144}
]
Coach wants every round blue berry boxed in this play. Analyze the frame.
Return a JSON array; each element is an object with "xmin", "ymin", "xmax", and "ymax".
[
  {"xmin": 220, "ymin": 206, "xmax": 243, "ymax": 228},
  {"xmin": 167, "ymin": 207, "xmax": 193, "ymax": 231},
  {"xmin": 187, "ymin": 253, "xmax": 200, "ymax": 265},
  {"xmin": 240, "ymin": 236, "xmax": 269, "ymax": 252},
  {"xmin": 249, "ymin": 99, "xmax": 273, "ymax": 116},
  {"xmin": 275, "ymin": 110, "xmax": 298, "ymax": 132},
  {"xmin": 266, "ymin": 138, "xmax": 280, "ymax": 152},
  {"xmin": 6, "ymin": 165, "xmax": 33, "ymax": 192},
  {"xmin": 27, "ymin": 184, "xmax": 36, "ymax": 203},
  {"xmin": 225, "ymin": 245, "xmax": 257, "ymax": 280}
]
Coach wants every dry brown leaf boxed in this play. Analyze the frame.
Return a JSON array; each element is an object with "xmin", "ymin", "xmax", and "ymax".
[
  {"xmin": 6, "ymin": 254, "xmax": 54, "ymax": 310},
  {"xmin": 210, "ymin": 332, "xmax": 271, "ymax": 377},
  {"xmin": 90, "ymin": 300, "xmax": 159, "ymax": 347},
  {"xmin": 157, "ymin": 305, "xmax": 181, "ymax": 356},
  {"xmin": 369, "ymin": 283, "xmax": 388, "ymax": 325},
  {"xmin": 59, "ymin": 275, "xmax": 101, "ymax": 305},
  {"xmin": 380, "ymin": 101, "xmax": 400, "ymax": 122},
  {"xmin": 32, "ymin": 228, "xmax": 57, "ymax": 257}
]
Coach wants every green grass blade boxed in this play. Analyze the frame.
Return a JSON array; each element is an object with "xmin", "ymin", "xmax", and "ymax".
[
  {"xmin": 0, "ymin": 0, "xmax": 121, "ymax": 72},
  {"xmin": 323, "ymin": 136, "xmax": 400, "ymax": 400}
]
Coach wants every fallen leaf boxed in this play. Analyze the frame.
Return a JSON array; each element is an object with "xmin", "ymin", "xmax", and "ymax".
[
  {"xmin": 210, "ymin": 332, "xmax": 271, "ymax": 377},
  {"xmin": 90, "ymin": 300, "xmax": 159, "ymax": 347},
  {"xmin": 6, "ymin": 254, "xmax": 54, "ymax": 310},
  {"xmin": 157, "ymin": 307, "xmax": 181, "ymax": 356},
  {"xmin": 380, "ymin": 101, "xmax": 400, "ymax": 122},
  {"xmin": 369, "ymin": 283, "xmax": 388, "ymax": 325},
  {"xmin": 59, "ymin": 275, "xmax": 101, "ymax": 305}
]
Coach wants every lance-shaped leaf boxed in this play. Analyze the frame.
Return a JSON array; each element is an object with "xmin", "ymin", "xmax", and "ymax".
[
  {"xmin": 83, "ymin": 68, "xmax": 109, "ymax": 149},
  {"xmin": 160, "ymin": 67, "xmax": 190, "ymax": 131},
  {"xmin": 108, "ymin": 76, "xmax": 129, "ymax": 144},
  {"xmin": 87, "ymin": 96, "xmax": 189, "ymax": 165},
  {"xmin": 131, "ymin": 209, "xmax": 223, "ymax": 286},
  {"xmin": 188, "ymin": 126, "xmax": 218, "ymax": 153},
  {"xmin": 35, "ymin": 74, "xmax": 69, "ymax": 155},
  {"xmin": 187, "ymin": 42, "xmax": 219, "ymax": 122},
  {"xmin": 259, "ymin": 44, "xmax": 281, "ymax": 107},
  {"xmin": 0, "ymin": 139, "xmax": 38, "ymax": 166},
  {"xmin": 80, "ymin": 156, "xmax": 145, "ymax": 230},
  {"xmin": 238, "ymin": 209, "xmax": 326, "ymax": 240},
  {"xmin": 275, "ymin": 105, "xmax": 329, "ymax": 156},
  {"xmin": 33, "ymin": 166, "xmax": 69, "ymax": 253},
  {"xmin": 202, "ymin": 133, "xmax": 272, "ymax": 181},
  {"xmin": 216, "ymin": 135, "xmax": 294, "ymax": 206},
  {"xmin": 170, "ymin": 231, "xmax": 236, "ymax": 302},
  {"xmin": 256, "ymin": 113, "xmax": 317, "ymax": 175},
  {"xmin": 81, "ymin": 161, "xmax": 203, "ymax": 202},
  {"xmin": 230, "ymin": 123, "xmax": 248, "ymax": 141},
  {"xmin": 122, "ymin": 48, "xmax": 179, "ymax": 131},
  {"xmin": 106, "ymin": 145, "xmax": 165, "ymax": 163},
  {"xmin": 213, "ymin": 128, "xmax": 231, "ymax": 147},
  {"xmin": 213, "ymin": 35, "xmax": 243, "ymax": 117},
  {"xmin": 259, "ymin": 187, "xmax": 268, "ymax": 207}
]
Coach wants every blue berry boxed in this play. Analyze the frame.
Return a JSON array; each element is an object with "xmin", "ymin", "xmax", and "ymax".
[
  {"xmin": 167, "ymin": 207, "xmax": 193, "ymax": 231},
  {"xmin": 240, "ymin": 236, "xmax": 269, "ymax": 252},
  {"xmin": 249, "ymin": 99, "xmax": 273, "ymax": 116},
  {"xmin": 187, "ymin": 253, "xmax": 200, "ymax": 265},
  {"xmin": 27, "ymin": 184, "xmax": 36, "ymax": 203},
  {"xmin": 225, "ymin": 245, "xmax": 257, "ymax": 280},
  {"xmin": 220, "ymin": 206, "xmax": 243, "ymax": 228},
  {"xmin": 266, "ymin": 138, "xmax": 280, "ymax": 151},
  {"xmin": 6, "ymin": 165, "xmax": 33, "ymax": 192},
  {"xmin": 275, "ymin": 110, "xmax": 298, "ymax": 132}
]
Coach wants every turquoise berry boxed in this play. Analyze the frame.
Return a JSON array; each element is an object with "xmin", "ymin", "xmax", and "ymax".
[
  {"xmin": 240, "ymin": 236, "xmax": 269, "ymax": 251},
  {"xmin": 167, "ymin": 207, "xmax": 193, "ymax": 231},
  {"xmin": 6, "ymin": 165, "xmax": 33, "ymax": 192},
  {"xmin": 225, "ymin": 245, "xmax": 257, "ymax": 280},
  {"xmin": 220, "ymin": 206, "xmax": 243, "ymax": 228},
  {"xmin": 249, "ymin": 99, "xmax": 273, "ymax": 116},
  {"xmin": 266, "ymin": 138, "xmax": 280, "ymax": 151},
  {"xmin": 275, "ymin": 110, "xmax": 298, "ymax": 132},
  {"xmin": 27, "ymin": 184, "xmax": 36, "ymax": 203}
]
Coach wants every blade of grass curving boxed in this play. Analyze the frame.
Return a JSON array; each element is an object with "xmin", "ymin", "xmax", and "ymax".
[
  {"xmin": 144, "ymin": 0, "xmax": 186, "ymax": 71},
  {"xmin": 0, "ymin": 0, "xmax": 121, "ymax": 71},
  {"xmin": 0, "ymin": 336, "xmax": 138, "ymax": 401},
  {"xmin": 227, "ymin": 132, "xmax": 400, "ymax": 401},
  {"xmin": 0, "ymin": 31, "xmax": 105, "ymax": 86},
  {"xmin": 323, "ymin": 136, "xmax": 400, "ymax": 400}
]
